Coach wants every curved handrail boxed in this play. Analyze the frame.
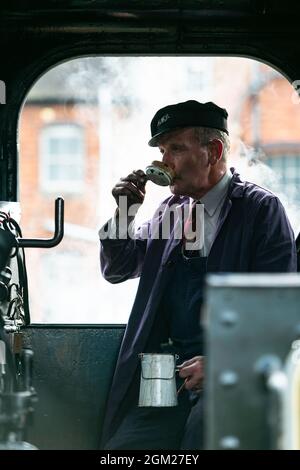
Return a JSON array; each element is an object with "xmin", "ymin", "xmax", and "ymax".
[{"xmin": 17, "ymin": 198, "xmax": 64, "ymax": 248}]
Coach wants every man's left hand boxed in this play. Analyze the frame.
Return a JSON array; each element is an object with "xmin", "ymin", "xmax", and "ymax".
[{"xmin": 178, "ymin": 356, "xmax": 204, "ymax": 391}]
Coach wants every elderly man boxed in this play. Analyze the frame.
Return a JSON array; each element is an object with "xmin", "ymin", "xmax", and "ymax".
[{"xmin": 99, "ymin": 100, "xmax": 297, "ymax": 449}]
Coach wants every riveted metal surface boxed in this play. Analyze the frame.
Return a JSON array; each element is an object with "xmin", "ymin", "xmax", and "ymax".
[
  {"xmin": 22, "ymin": 325, "xmax": 124, "ymax": 450},
  {"xmin": 205, "ymin": 273, "xmax": 300, "ymax": 450}
]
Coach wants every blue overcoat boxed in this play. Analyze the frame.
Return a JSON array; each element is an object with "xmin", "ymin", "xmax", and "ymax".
[{"xmin": 99, "ymin": 169, "xmax": 297, "ymax": 444}]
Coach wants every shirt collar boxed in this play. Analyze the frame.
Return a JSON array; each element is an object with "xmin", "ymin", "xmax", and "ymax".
[{"xmin": 195, "ymin": 169, "xmax": 233, "ymax": 217}]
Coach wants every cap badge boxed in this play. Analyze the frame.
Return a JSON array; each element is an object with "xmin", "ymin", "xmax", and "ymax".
[{"xmin": 157, "ymin": 113, "xmax": 170, "ymax": 127}]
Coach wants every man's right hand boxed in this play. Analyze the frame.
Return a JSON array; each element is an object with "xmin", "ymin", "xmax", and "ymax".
[{"xmin": 112, "ymin": 170, "xmax": 147, "ymax": 209}]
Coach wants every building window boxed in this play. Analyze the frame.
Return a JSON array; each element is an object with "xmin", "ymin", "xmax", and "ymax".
[
  {"xmin": 40, "ymin": 123, "xmax": 85, "ymax": 193},
  {"xmin": 264, "ymin": 155, "xmax": 300, "ymax": 202}
]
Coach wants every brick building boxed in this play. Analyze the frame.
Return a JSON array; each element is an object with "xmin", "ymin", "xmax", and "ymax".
[
  {"xmin": 239, "ymin": 62, "xmax": 300, "ymax": 205},
  {"xmin": 19, "ymin": 63, "xmax": 103, "ymax": 323}
]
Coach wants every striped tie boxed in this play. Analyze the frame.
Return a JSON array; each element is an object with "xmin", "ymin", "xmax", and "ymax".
[{"xmin": 183, "ymin": 201, "xmax": 202, "ymax": 257}]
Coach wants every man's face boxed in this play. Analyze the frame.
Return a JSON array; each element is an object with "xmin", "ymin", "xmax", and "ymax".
[{"xmin": 158, "ymin": 127, "xmax": 211, "ymax": 198}]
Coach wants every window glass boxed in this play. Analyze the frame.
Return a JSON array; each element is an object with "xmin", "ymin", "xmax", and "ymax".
[
  {"xmin": 18, "ymin": 57, "xmax": 300, "ymax": 323},
  {"xmin": 264, "ymin": 155, "xmax": 300, "ymax": 203}
]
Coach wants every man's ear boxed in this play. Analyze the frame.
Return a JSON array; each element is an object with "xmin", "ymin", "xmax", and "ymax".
[{"xmin": 208, "ymin": 139, "xmax": 223, "ymax": 165}]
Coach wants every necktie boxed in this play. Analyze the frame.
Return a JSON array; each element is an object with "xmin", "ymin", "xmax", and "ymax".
[{"xmin": 183, "ymin": 201, "xmax": 202, "ymax": 256}]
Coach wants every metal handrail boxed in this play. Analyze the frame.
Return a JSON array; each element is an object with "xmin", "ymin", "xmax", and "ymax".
[{"xmin": 17, "ymin": 198, "xmax": 64, "ymax": 248}]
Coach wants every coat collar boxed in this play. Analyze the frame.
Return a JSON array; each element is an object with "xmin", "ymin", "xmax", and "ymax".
[{"xmin": 227, "ymin": 167, "xmax": 246, "ymax": 199}]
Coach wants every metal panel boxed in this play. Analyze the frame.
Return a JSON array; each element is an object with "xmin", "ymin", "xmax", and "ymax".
[
  {"xmin": 205, "ymin": 274, "xmax": 300, "ymax": 450},
  {"xmin": 22, "ymin": 325, "xmax": 124, "ymax": 450}
]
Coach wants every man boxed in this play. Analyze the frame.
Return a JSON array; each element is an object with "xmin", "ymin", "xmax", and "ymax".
[{"xmin": 99, "ymin": 100, "xmax": 297, "ymax": 449}]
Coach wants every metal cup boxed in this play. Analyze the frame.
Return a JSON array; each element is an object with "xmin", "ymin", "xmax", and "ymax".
[
  {"xmin": 138, "ymin": 353, "xmax": 179, "ymax": 407},
  {"xmin": 145, "ymin": 161, "xmax": 174, "ymax": 186}
]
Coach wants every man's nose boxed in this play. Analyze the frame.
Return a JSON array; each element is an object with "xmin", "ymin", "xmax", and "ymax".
[{"xmin": 162, "ymin": 151, "xmax": 175, "ymax": 169}]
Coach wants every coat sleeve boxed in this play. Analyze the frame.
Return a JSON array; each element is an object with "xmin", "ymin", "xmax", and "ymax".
[
  {"xmin": 250, "ymin": 195, "xmax": 297, "ymax": 272},
  {"xmin": 99, "ymin": 216, "xmax": 149, "ymax": 284}
]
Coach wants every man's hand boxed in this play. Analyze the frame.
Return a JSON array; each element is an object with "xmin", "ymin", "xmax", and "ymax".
[
  {"xmin": 112, "ymin": 170, "xmax": 147, "ymax": 209},
  {"xmin": 178, "ymin": 356, "xmax": 204, "ymax": 391}
]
